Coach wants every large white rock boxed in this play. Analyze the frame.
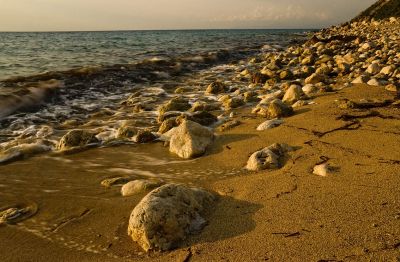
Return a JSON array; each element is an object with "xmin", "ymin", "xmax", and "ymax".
[
  {"xmin": 313, "ymin": 163, "xmax": 333, "ymax": 177},
  {"xmin": 246, "ymin": 143, "xmax": 292, "ymax": 171},
  {"xmin": 127, "ymin": 184, "xmax": 215, "ymax": 251},
  {"xmin": 169, "ymin": 120, "xmax": 214, "ymax": 159}
]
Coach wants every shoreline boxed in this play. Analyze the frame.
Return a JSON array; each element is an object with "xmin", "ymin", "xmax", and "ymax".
[{"xmin": 1, "ymin": 16, "xmax": 400, "ymax": 261}]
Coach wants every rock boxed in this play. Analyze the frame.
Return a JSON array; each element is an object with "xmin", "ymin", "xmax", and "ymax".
[
  {"xmin": 385, "ymin": 84, "xmax": 399, "ymax": 92},
  {"xmin": 189, "ymin": 101, "xmax": 220, "ymax": 112},
  {"xmin": 0, "ymin": 204, "xmax": 37, "ymax": 225},
  {"xmin": 158, "ymin": 97, "xmax": 190, "ymax": 117},
  {"xmin": 380, "ymin": 65, "xmax": 395, "ymax": 76},
  {"xmin": 243, "ymin": 91, "xmax": 260, "ymax": 103},
  {"xmin": 302, "ymin": 84, "xmax": 318, "ymax": 95},
  {"xmin": 251, "ymin": 72, "xmax": 268, "ymax": 84},
  {"xmin": 246, "ymin": 143, "xmax": 292, "ymax": 171},
  {"xmin": 158, "ymin": 118, "xmax": 178, "ymax": 134},
  {"xmin": 101, "ymin": 177, "xmax": 131, "ymax": 187},
  {"xmin": 305, "ymin": 73, "xmax": 324, "ymax": 84},
  {"xmin": 313, "ymin": 163, "xmax": 333, "ymax": 177},
  {"xmin": 133, "ymin": 130, "xmax": 157, "ymax": 143},
  {"xmin": 127, "ymin": 183, "xmax": 215, "ymax": 251},
  {"xmin": 57, "ymin": 130, "xmax": 99, "ymax": 150},
  {"xmin": 174, "ymin": 87, "xmax": 190, "ymax": 94},
  {"xmin": 367, "ymin": 78, "xmax": 380, "ymax": 86},
  {"xmin": 205, "ymin": 81, "xmax": 227, "ymax": 95},
  {"xmin": 260, "ymin": 67, "xmax": 276, "ymax": 78},
  {"xmin": 121, "ymin": 180, "xmax": 162, "ymax": 196},
  {"xmin": 0, "ymin": 142, "xmax": 51, "ymax": 164},
  {"xmin": 117, "ymin": 126, "xmax": 138, "ymax": 139},
  {"xmin": 279, "ymin": 70, "xmax": 294, "ymax": 80},
  {"xmin": 217, "ymin": 120, "xmax": 241, "ymax": 132},
  {"xmin": 176, "ymin": 111, "xmax": 218, "ymax": 127},
  {"xmin": 366, "ymin": 63, "xmax": 381, "ymax": 75},
  {"xmin": 282, "ymin": 85, "xmax": 305, "ymax": 104},
  {"xmin": 292, "ymin": 100, "xmax": 310, "ymax": 108},
  {"xmin": 256, "ymin": 119, "xmax": 284, "ymax": 131},
  {"xmin": 169, "ymin": 120, "xmax": 214, "ymax": 159},
  {"xmin": 257, "ymin": 99, "xmax": 294, "ymax": 119},
  {"xmin": 359, "ymin": 42, "xmax": 373, "ymax": 51},
  {"xmin": 351, "ymin": 75, "xmax": 370, "ymax": 84},
  {"xmin": 223, "ymin": 97, "xmax": 245, "ymax": 110},
  {"xmin": 301, "ymin": 56, "xmax": 315, "ymax": 65}
]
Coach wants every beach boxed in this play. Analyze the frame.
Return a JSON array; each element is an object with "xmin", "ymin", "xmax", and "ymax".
[{"xmin": 1, "ymin": 13, "xmax": 400, "ymax": 262}]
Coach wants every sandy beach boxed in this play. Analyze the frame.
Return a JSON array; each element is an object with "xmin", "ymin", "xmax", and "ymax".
[{"xmin": 1, "ymin": 2, "xmax": 399, "ymax": 261}]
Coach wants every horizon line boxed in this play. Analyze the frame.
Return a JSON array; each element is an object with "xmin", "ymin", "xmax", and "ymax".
[{"xmin": 0, "ymin": 27, "xmax": 322, "ymax": 33}]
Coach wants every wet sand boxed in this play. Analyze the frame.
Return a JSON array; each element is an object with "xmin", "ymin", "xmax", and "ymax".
[{"xmin": 1, "ymin": 84, "xmax": 399, "ymax": 261}]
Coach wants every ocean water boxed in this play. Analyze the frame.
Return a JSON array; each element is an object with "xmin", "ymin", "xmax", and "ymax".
[{"xmin": 0, "ymin": 29, "xmax": 309, "ymax": 80}]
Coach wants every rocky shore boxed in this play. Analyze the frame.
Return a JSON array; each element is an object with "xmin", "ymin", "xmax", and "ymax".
[{"xmin": 1, "ymin": 7, "xmax": 400, "ymax": 262}]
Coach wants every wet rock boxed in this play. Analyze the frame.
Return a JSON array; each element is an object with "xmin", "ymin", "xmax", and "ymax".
[
  {"xmin": 57, "ymin": 130, "xmax": 99, "ymax": 151},
  {"xmin": 282, "ymin": 85, "xmax": 306, "ymax": 104},
  {"xmin": 169, "ymin": 120, "xmax": 214, "ymax": 159},
  {"xmin": 127, "ymin": 183, "xmax": 215, "ymax": 251},
  {"xmin": 223, "ymin": 97, "xmax": 245, "ymax": 110},
  {"xmin": 174, "ymin": 87, "xmax": 191, "ymax": 94},
  {"xmin": 158, "ymin": 97, "xmax": 190, "ymax": 117},
  {"xmin": 205, "ymin": 81, "xmax": 227, "ymax": 95},
  {"xmin": 186, "ymin": 111, "xmax": 218, "ymax": 126},
  {"xmin": 133, "ymin": 130, "xmax": 157, "ymax": 143},
  {"xmin": 246, "ymin": 143, "xmax": 292, "ymax": 171},
  {"xmin": 101, "ymin": 177, "xmax": 131, "ymax": 187},
  {"xmin": 189, "ymin": 101, "xmax": 220, "ymax": 112},
  {"xmin": 243, "ymin": 91, "xmax": 260, "ymax": 103},
  {"xmin": 158, "ymin": 118, "xmax": 179, "ymax": 134},
  {"xmin": 121, "ymin": 180, "xmax": 162, "ymax": 196},
  {"xmin": 256, "ymin": 119, "xmax": 284, "ymax": 131},
  {"xmin": 0, "ymin": 204, "xmax": 37, "ymax": 225},
  {"xmin": 117, "ymin": 126, "xmax": 138, "ymax": 139}
]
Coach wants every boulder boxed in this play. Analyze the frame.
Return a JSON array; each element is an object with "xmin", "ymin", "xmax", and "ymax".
[
  {"xmin": 127, "ymin": 184, "xmax": 215, "ymax": 251},
  {"xmin": 57, "ymin": 130, "xmax": 98, "ymax": 151},
  {"xmin": 121, "ymin": 180, "xmax": 162, "ymax": 196},
  {"xmin": 380, "ymin": 65, "xmax": 395, "ymax": 76},
  {"xmin": 246, "ymin": 143, "xmax": 292, "ymax": 171},
  {"xmin": 302, "ymin": 84, "xmax": 318, "ymax": 95},
  {"xmin": 169, "ymin": 120, "xmax": 214, "ymax": 159},
  {"xmin": 158, "ymin": 118, "xmax": 178, "ymax": 134},
  {"xmin": 279, "ymin": 70, "xmax": 294, "ymax": 80},
  {"xmin": 313, "ymin": 163, "xmax": 333, "ymax": 177},
  {"xmin": 367, "ymin": 78, "xmax": 380, "ymax": 86},
  {"xmin": 282, "ymin": 85, "xmax": 305, "ymax": 104},
  {"xmin": 205, "ymin": 81, "xmax": 227, "ymax": 94}
]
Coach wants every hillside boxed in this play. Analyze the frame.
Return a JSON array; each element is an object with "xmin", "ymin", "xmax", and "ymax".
[{"xmin": 353, "ymin": 0, "xmax": 400, "ymax": 21}]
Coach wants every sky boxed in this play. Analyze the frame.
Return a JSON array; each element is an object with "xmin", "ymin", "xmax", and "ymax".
[{"xmin": 0, "ymin": 0, "xmax": 377, "ymax": 31}]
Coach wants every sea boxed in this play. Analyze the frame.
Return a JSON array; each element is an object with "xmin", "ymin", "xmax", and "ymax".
[{"xmin": 0, "ymin": 29, "xmax": 311, "ymax": 159}]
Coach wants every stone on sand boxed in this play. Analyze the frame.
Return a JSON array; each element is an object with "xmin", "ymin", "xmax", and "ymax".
[
  {"xmin": 256, "ymin": 119, "xmax": 284, "ymax": 131},
  {"xmin": 282, "ymin": 85, "xmax": 306, "ymax": 104},
  {"xmin": 205, "ymin": 81, "xmax": 227, "ymax": 94},
  {"xmin": 169, "ymin": 120, "xmax": 214, "ymax": 159},
  {"xmin": 127, "ymin": 183, "xmax": 215, "ymax": 251},
  {"xmin": 121, "ymin": 180, "xmax": 162, "ymax": 196},
  {"xmin": 313, "ymin": 163, "xmax": 333, "ymax": 177},
  {"xmin": 246, "ymin": 143, "xmax": 292, "ymax": 171}
]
